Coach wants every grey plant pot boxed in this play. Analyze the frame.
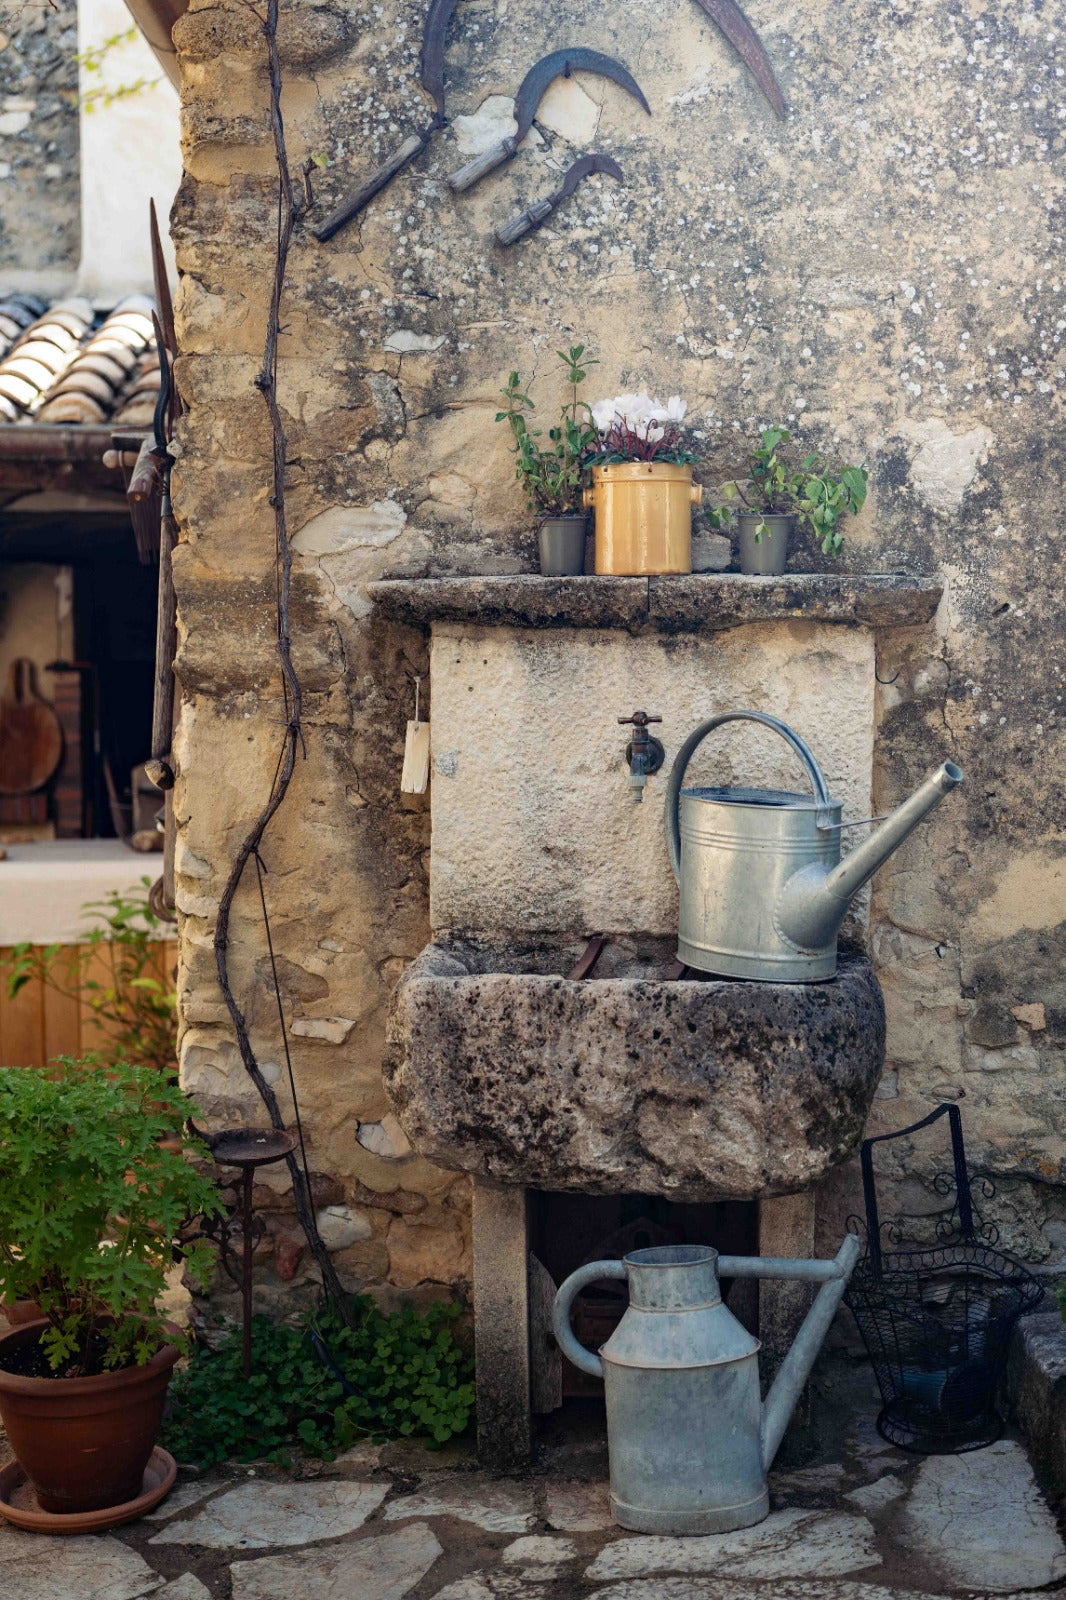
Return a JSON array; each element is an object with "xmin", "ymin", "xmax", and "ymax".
[
  {"xmin": 737, "ymin": 513, "xmax": 794, "ymax": 576},
  {"xmin": 538, "ymin": 515, "xmax": 587, "ymax": 577}
]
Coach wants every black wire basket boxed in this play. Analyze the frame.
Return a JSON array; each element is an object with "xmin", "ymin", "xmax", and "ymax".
[{"xmin": 846, "ymin": 1104, "xmax": 1043, "ymax": 1454}]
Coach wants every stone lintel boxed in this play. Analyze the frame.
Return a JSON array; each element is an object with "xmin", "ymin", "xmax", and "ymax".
[{"xmin": 367, "ymin": 572, "xmax": 942, "ymax": 635}]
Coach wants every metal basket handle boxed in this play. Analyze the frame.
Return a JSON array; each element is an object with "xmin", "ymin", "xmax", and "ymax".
[
  {"xmin": 665, "ymin": 711, "xmax": 833, "ymax": 884},
  {"xmin": 860, "ymin": 1102, "xmax": 974, "ymax": 1274}
]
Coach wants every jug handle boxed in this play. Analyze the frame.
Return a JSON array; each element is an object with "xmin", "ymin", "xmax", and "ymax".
[
  {"xmin": 665, "ymin": 710, "xmax": 834, "ymax": 883},
  {"xmin": 552, "ymin": 1260, "xmax": 627, "ymax": 1379}
]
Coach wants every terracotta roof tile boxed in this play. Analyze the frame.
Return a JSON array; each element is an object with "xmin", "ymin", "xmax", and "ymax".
[{"xmin": 0, "ymin": 292, "xmax": 160, "ymax": 428}]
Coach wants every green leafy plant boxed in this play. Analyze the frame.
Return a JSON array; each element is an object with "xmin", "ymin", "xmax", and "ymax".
[
  {"xmin": 2, "ymin": 881, "xmax": 177, "ymax": 1076},
  {"xmin": 0, "ymin": 1059, "xmax": 220, "ymax": 1376},
  {"xmin": 165, "ymin": 1298, "xmax": 475, "ymax": 1465},
  {"xmin": 710, "ymin": 426, "xmax": 868, "ymax": 555},
  {"xmin": 496, "ymin": 345, "xmax": 600, "ymax": 517}
]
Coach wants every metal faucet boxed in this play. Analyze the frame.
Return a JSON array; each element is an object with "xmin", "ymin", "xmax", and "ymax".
[{"xmin": 619, "ymin": 711, "xmax": 664, "ymax": 803}]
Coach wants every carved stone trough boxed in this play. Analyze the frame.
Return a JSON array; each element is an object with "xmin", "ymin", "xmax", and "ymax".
[{"xmin": 385, "ymin": 937, "xmax": 885, "ymax": 1204}]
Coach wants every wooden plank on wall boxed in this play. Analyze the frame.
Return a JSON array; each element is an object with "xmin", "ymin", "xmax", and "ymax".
[{"xmin": 0, "ymin": 968, "xmax": 44, "ymax": 1067}]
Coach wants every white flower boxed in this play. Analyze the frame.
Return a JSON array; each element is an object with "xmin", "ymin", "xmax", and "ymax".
[{"xmin": 591, "ymin": 389, "xmax": 688, "ymax": 442}]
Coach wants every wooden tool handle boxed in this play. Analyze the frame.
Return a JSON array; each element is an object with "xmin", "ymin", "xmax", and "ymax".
[
  {"xmin": 448, "ymin": 137, "xmax": 517, "ymax": 193},
  {"xmin": 148, "ymin": 501, "xmax": 178, "ymax": 790},
  {"xmin": 313, "ymin": 132, "xmax": 427, "ymax": 242},
  {"xmin": 495, "ymin": 196, "xmax": 553, "ymax": 246}
]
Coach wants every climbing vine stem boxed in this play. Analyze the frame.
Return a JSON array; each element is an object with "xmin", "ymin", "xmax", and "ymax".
[{"xmin": 211, "ymin": 0, "xmax": 350, "ymax": 1315}]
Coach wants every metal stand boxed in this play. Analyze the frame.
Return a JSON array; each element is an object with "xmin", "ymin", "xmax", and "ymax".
[{"xmin": 210, "ymin": 1128, "xmax": 298, "ymax": 1378}]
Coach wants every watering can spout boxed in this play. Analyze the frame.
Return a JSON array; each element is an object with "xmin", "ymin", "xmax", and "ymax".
[
  {"xmin": 759, "ymin": 1232, "xmax": 863, "ymax": 1471},
  {"xmin": 777, "ymin": 761, "xmax": 963, "ymax": 953}
]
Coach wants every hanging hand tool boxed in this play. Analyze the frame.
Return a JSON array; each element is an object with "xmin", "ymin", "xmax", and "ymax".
[
  {"xmin": 448, "ymin": 48, "xmax": 649, "ymax": 193},
  {"xmin": 694, "ymin": 0, "xmax": 785, "ymax": 118},
  {"xmin": 495, "ymin": 153, "xmax": 624, "ymax": 246},
  {"xmin": 313, "ymin": 0, "xmax": 458, "ymax": 242}
]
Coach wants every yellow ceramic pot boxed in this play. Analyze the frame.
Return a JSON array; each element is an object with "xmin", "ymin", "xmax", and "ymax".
[{"xmin": 583, "ymin": 462, "xmax": 701, "ymax": 575}]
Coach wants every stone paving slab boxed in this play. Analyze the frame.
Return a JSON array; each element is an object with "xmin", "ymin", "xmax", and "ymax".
[
  {"xmin": 229, "ymin": 1520, "xmax": 443, "ymax": 1600},
  {"xmin": 383, "ymin": 1481, "xmax": 537, "ymax": 1533},
  {"xmin": 899, "ymin": 1439, "xmax": 1066, "ymax": 1593},
  {"xmin": 143, "ymin": 1478, "xmax": 234, "ymax": 1521},
  {"xmin": 542, "ymin": 1479, "xmax": 612, "ymax": 1532},
  {"xmin": 585, "ymin": 1510, "xmax": 880, "ymax": 1582},
  {"xmin": 149, "ymin": 1479, "xmax": 388, "ymax": 1549},
  {"xmin": 0, "ymin": 1520, "xmax": 164, "ymax": 1600}
]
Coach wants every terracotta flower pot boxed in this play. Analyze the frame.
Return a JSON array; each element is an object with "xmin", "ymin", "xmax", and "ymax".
[
  {"xmin": 0, "ymin": 1319, "xmax": 179, "ymax": 1514},
  {"xmin": 1, "ymin": 1300, "xmax": 44, "ymax": 1327}
]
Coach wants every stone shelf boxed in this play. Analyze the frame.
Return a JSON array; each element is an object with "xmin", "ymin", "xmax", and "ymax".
[
  {"xmin": 385, "ymin": 937, "xmax": 886, "ymax": 1204},
  {"xmin": 367, "ymin": 572, "xmax": 942, "ymax": 635}
]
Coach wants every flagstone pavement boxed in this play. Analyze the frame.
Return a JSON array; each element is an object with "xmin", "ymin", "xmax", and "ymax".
[{"xmin": 3, "ymin": 1361, "xmax": 1065, "ymax": 1600}]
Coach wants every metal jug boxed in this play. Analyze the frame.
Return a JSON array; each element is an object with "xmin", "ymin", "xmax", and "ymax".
[
  {"xmin": 665, "ymin": 710, "xmax": 963, "ymax": 981},
  {"xmin": 553, "ymin": 1236, "xmax": 861, "ymax": 1535}
]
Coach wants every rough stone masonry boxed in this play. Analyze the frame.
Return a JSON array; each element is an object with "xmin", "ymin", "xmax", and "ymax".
[{"xmin": 169, "ymin": 0, "xmax": 1066, "ymax": 1309}]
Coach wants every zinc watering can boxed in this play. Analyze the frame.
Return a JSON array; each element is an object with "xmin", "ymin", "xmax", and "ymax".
[
  {"xmin": 553, "ymin": 1236, "xmax": 862, "ymax": 1535},
  {"xmin": 665, "ymin": 710, "xmax": 963, "ymax": 981}
]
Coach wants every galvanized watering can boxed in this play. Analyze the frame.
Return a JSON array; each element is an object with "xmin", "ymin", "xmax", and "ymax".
[
  {"xmin": 665, "ymin": 710, "xmax": 963, "ymax": 981},
  {"xmin": 553, "ymin": 1236, "xmax": 861, "ymax": 1535}
]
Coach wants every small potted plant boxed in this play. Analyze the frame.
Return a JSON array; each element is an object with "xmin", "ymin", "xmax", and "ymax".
[
  {"xmin": 710, "ymin": 426, "xmax": 868, "ymax": 576},
  {"xmin": 584, "ymin": 391, "xmax": 702, "ymax": 575},
  {"xmin": 0, "ymin": 1058, "xmax": 220, "ymax": 1524},
  {"xmin": 496, "ymin": 345, "xmax": 599, "ymax": 576}
]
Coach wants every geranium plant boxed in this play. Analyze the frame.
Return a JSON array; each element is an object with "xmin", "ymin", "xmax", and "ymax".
[
  {"xmin": 710, "ymin": 425, "xmax": 867, "ymax": 555},
  {"xmin": 496, "ymin": 345, "xmax": 600, "ymax": 516},
  {"xmin": 0, "ymin": 1058, "xmax": 221, "ymax": 1376},
  {"xmin": 589, "ymin": 390, "xmax": 697, "ymax": 465}
]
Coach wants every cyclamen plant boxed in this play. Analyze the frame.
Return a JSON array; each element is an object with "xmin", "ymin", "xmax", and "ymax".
[{"xmin": 589, "ymin": 390, "xmax": 698, "ymax": 465}]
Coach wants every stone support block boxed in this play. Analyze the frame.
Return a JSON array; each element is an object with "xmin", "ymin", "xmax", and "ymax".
[
  {"xmin": 471, "ymin": 1179, "xmax": 531, "ymax": 1470},
  {"xmin": 757, "ymin": 1191, "xmax": 818, "ymax": 1409}
]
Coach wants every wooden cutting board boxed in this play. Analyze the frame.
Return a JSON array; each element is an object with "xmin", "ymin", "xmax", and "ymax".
[{"xmin": 0, "ymin": 659, "xmax": 63, "ymax": 795}]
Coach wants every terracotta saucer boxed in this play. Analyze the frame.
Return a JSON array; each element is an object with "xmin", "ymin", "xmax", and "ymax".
[{"xmin": 0, "ymin": 1446, "xmax": 177, "ymax": 1534}]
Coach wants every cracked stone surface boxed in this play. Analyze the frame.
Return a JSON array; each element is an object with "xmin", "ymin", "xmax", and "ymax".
[
  {"xmin": 0, "ymin": 1521, "xmax": 164, "ymax": 1600},
  {"xmin": 899, "ymin": 1439, "xmax": 1066, "ymax": 1593},
  {"xmin": 155, "ymin": 1578, "xmax": 212, "ymax": 1600},
  {"xmin": 586, "ymin": 1586, "xmax": 953, "ymax": 1600},
  {"xmin": 584, "ymin": 1510, "xmax": 880, "ymax": 1581},
  {"xmin": 382, "ymin": 1480, "xmax": 537, "ymax": 1532},
  {"xmin": 229, "ymin": 1521, "xmax": 443, "ymax": 1600},
  {"xmin": 149, "ymin": 1479, "xmax": 388, "ymax": 1548}
]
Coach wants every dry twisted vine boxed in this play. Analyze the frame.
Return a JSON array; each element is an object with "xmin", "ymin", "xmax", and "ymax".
[{"xmin": 211, "ymin": 0, "xmax": 349, "ymax": 1313}]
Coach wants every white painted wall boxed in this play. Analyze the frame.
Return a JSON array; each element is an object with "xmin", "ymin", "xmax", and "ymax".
[{"xmin": 75, "ymin": 0, "xmax": 180, "ymax": 300}]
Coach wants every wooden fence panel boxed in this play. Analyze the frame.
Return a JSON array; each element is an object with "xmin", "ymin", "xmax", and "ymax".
[{"xmin": 0, "ymin": 942, "xmax": 178, "ymax": 1068}]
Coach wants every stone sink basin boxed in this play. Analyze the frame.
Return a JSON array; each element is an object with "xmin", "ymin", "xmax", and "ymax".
[{"xmin": 385, "ymin": 937, "xmax": 885, "ymax": 1204}]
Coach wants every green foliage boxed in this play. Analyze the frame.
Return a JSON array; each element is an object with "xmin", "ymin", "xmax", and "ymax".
[
  {"xmin": 2, "ymin": 881, "xmax": 177, "ymax": 1076},
  {"xmin": 165, "ymin": 1299, "xmax": 475, "ymax": 1465},
  {"xmin": 709, "ymin": 425, "xmax": 868, "ymax": 557},
  {"xmin": 495, "ymin": 345, "xmax": 600, "ymax": 517},
  {"xmin": 77, "ymin": 26, "xmax": 162, "ymax": 112},
  {"xmin": 0, "ymin": 1059, "xmax": 221, "ymax": 1376}
]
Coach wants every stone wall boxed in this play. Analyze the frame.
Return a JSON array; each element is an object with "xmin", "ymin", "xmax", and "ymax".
[
  {"xmin": 171, "ymin": 0, "xmax": 1066, "ymax": 1306},
  {"xmin": 0, "ymin": 0, "xmax": 79, "ymax": 283}
]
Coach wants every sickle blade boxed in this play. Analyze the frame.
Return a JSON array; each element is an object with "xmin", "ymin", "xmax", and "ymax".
[
  {"xmin": 513, "ymin": 48, "xmax": 651, "ymax": 142},
  {"xmin": 691, "ymin": 0, "xmax": 785, "ymax": 119},
  {"xmin": 555, "ymin": 152, "xmax": 625, "ymax": 203},
  {"xmin": 419, "ymin": 0, "xmax": 460, "ymax": 122}
]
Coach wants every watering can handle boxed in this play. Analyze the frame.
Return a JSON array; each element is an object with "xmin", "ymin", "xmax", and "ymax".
[
  {"xmin": 552, "ymin": 1259, "xmax": 628, "ymax": 1379},
  {"xmin": 665, "ymin": 711, "xmax": 833, "ymax": 883}
]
